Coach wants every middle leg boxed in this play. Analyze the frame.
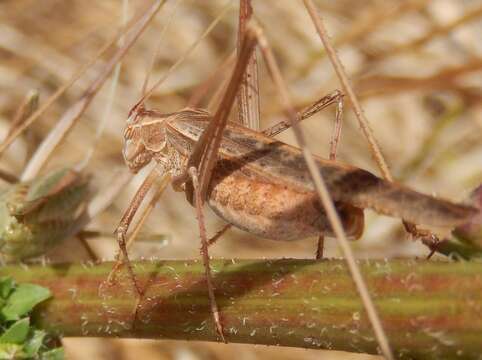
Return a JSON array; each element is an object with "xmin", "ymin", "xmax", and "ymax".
[
  {"xmin": 109, "ymin": 166, "xmax": 162, "ymax": 293},
  {"xmin": 188, "ymin": 166, "xmax": 226, "ymax": 343}
]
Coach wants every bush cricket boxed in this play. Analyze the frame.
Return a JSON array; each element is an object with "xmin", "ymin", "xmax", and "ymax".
[{"xmin": 112, "ymin": 12, "xmax": 477, "ymax": 349}]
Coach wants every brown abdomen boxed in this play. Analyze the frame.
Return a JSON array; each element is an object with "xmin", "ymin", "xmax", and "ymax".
[{"xmin": 207, "ymin": 164, "xmax": 364, "ymax": 241}]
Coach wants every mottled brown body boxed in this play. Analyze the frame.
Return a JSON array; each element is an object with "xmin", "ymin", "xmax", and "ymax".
[
  {"xmin": 123, "ymin": 107, "xmax": 476, "ymax": 242},
  {"xmin": 207, "ymin": 167, "xmax": 364, "ymax": 240}
]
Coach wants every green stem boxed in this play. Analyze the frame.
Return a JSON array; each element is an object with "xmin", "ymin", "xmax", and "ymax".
[{"xmin": 1, "ymin": 259, "xmax": 481, "ymax": 359}]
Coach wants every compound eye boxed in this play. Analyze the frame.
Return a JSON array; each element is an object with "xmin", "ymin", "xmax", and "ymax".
[{"xmin": 122, "ymin": 138, "xmax": 143, "ymax": 162}]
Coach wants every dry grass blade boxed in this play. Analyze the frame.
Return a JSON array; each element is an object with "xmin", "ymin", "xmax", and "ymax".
[
  {"xmin": 357, "ymin": 58, "xmax": 482, "ymax": 99},
  {"xmin": 0, "ymin": 90, "xmax": 39, "ymax": 183},
  {"xmin": 251, "ymin": 20, "xmax": 394, "ymax": 360},
  {"xmin": 375, "ymin": 4, "xmax": 482, "ymax": 59},
  {"xmin": 298, "ymin": 0, "xmax": 431, "ymax": 77},
  {"xmin": 302, "ymin": 0, "xmax": 392, "ymax": 182},
  {"xmin": 141, "ymin": 0, "xmax": 185, "ymax": 96},
  {"xmin": 187, "ymin": 50, "xmax": 236, "ymax": 108},
  {"xmin": 0, "ymin": 1, "xmax": 165, "ymax": 159},
  {"xmin": 334, "ymin": 0, "xmax": 431, "ymax": 48},
  {"xmin": 20, "ymin": 0, "xmax": 166, "ymax": 181},
  {"xmin": 136, "ymin": 0, "xmax": 233, "ymax": 106},
  {"xmin": 80, "ymin": 0, "xmax": 131, "ymax": 170},
  {"xmin": 7, "ymin": 90, "xmax": 39, "ymax": 139}
]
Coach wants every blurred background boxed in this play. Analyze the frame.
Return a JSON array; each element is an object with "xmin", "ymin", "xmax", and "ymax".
[{"xmin": 0, "ymin": 0, "xmax": 481, "ymax": 359}]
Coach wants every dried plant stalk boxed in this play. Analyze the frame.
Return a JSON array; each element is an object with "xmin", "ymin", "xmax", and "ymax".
[{"xmin": 1, "ymin": 259, "xmax": 481, "ymax": 359}]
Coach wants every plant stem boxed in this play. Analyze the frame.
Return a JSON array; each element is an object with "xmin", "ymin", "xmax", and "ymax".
[{"xmin": 1, "ymin": 259, "xmax": 481, "ymax": 359}]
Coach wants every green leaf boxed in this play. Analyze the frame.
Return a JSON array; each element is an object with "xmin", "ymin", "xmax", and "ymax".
[
  {"xmin": 0, "ymin": 318, "xmax": 30, "ymax": 344},
  {"xmin": 0, "ymin": 342, "xmax": 25, "ymax": 359},
  {"xmin": 1, "ymin": 284, "xmax": 51, "ymax": 321},
  {"xmin": 23, "ymin": 329, "xmax": 46, "ymax": 357},
  {"xmin": 41, "ymin": 347, "xmax": 64, "ymax": 360},
  {"xmin": 0, "ymin": 280, "xmax": 60, "ymax": 358},
  {"xmin": 0, "ymin": 278, "xmax": 15, "ymax": 300}
]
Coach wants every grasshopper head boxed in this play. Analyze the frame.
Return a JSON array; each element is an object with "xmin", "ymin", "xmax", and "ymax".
[{"xmin": 123, "ymin": 103, "xmax": 167, "ymax": 173}]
